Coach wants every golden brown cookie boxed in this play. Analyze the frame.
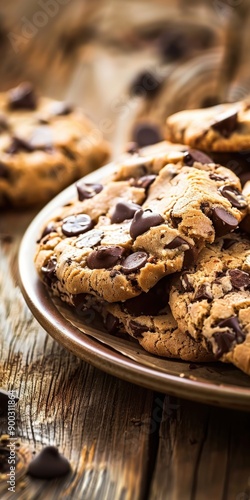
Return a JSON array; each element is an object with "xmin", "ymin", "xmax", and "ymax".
[{"xmin": 0, "ymin": 83, "xmax": 110, "ymax": 207}]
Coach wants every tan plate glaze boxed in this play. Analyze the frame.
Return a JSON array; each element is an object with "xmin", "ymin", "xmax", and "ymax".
[{"xmin": 18, "ymin": 161, "xmax": 250, "ymax": 411}]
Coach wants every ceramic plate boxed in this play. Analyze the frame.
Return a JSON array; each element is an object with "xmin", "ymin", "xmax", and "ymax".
[{"xmin": 19, "ymin": 161, "xmax": 250, "ymax": 411}]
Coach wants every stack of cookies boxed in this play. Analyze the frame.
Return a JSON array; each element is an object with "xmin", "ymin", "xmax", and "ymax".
[{"xmin": 35, "ymin": 137, "xmax": 250, "ymax": 376}]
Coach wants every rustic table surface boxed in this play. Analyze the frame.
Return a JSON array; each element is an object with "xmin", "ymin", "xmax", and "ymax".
[{"xmin": 0, "ymin": 209, "xmax": 250, "ymax": 500}]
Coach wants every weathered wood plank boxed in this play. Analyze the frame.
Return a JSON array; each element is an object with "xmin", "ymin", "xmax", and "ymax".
[
  {"xmin": 0, "ymin": 213, "xmax": 155, "ymax": 500},
  {"xmin": 150, "ymin": 397, "xmax": 250, "ymax": 500}
]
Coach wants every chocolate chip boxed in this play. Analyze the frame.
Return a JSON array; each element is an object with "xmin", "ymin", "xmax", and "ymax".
[
  {"xmin": 86, "ymin": 246, "xmax": 125, "ymax": 269},
  {"xmin": 219, "ymin": 186, "xmax": 247, "ymax": 209},
  {"xmin": 222, "ymin": 238, "xmax": 237, "ymax": 250},
  {"xmin": 213, "ymin": 331, "xmax": 236, "ymax": 358},
  {"xmin": 111, "ymin": 201, "xmax": 141, "ymax": 224},
  {"xmin": 209, "ymin": 173, "xmax": 227, "ymax": 181},
  {"xmin": 211, "ymin": 207, "xmax": 238, "ymax": 236},
  {"xmin": 213, "ymin": 315, "xmax": 245, "ymax": 357},
  {"xmin": 0, "ymin": 162, "xmax": 10, "ymax": 179},
  {"xmin": 183, "ymin": 246, "xmax": 197, "ymax": 269},
  {"xmin": 211, "ymin": 109, "xmax": 238, "ymax": 138},
  {"xmin": 41, "ymin": 223, "xmax": 57, "ymax": 239},
  {"xmin": 76, "ymin": 182, "xmax": 103, "ymax": 201},
  {"xmin": 122, "ymin": 279, "xmax": 169, "ymax": 316},
  {"xmin": 105, "ymin": 313, "xmax": 120, "ymax": 334},
  {"xmin": 134, "ymin": 175, "xmax": 156, "ymax": 190},
  {"xmin": 41, "ymin": 258, "xmax": 57, "ymax": 284},
  {"xmin": 228, "ymin": 269, "xmax": 250, "ymax": 290},
  {"xmin": 132, "ymin": 123, "xmax": 163, "ymax": 148},
  {"xmin": 130, "ymin": 209, "xmax": 164, "ymax": 239},
  {"xmin": 76, "ymin": 230, "xmax": 103, "ymax": 248},
  {"xmin": 194, "ymin": 284, "xmax": 213, "ymax": 302},
  {"xmin": 8, "ymin": 82, "xmax": 37, "ymax": 110},
  {"xmin": 130, "ymin": 71, "xmax": 163, "ymax": 98},
  {"xmin": 129, "ymin": 320, "xmax": 146, "ymax": 338},
  {"xmin": 50, "ymin": 101, "xmax": 72, "ymax": 116},
  {"xmin": 62, "ymin": 214, "xmax": 93, "ymax": 237},
  {"xmin": 27, "ymin": 446, "xmax": 71, "ymax": 479},
  {"xmin": 165, "ymin": 236, "xmax": 189, "ymax": 250},
  {"xmin": 184, "ymin": 149, "xmax": 213, "ymax": 166},
  {"xmin": 72, "ymin": 293, "xmax": 87, "ymax": 309},
  {"xmin": 121, "ymin": 252, "xmax": 148, "ymax": 274},
  {"xmin": 7, "ymin": 136, "xmax": 33, "ymax": 154},
  {"xmin": 37, "ymin": 223, "xmax": 57, "ymax": 243},
  {"xmin": 180, "ymin": 272, "xmax": 194, "ymax": 292}
]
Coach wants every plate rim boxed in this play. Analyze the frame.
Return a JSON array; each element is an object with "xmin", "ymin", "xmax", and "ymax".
[{"xmin": 18, "ymin": 161, "xmax": 250, "ymax": 411}]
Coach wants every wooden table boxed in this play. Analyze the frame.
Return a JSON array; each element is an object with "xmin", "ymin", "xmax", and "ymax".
[{"xmin": 1, "ymin": 210, "xmax": 250, "ymax": 500}]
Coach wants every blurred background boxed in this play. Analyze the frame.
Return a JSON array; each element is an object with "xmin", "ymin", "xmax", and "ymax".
[{"xmin": 1, "ymin": 0, "xmax": 250, "ymax": 154}]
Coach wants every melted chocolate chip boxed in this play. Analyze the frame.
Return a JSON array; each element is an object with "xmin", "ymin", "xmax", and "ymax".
[
  {"xmin": 184, "ymin": 149, "xmax": 213, "ymax": 166},
  {"xmin": 41, "ymin": 258, "xmax": 57, "ymax": 284},
  {"xmin": 222, "ymin": 238, "xmax": 237, "ymax": 250},
  {"xmin": 111, "ymin": 201, "xmax": 141, "ymax": 224},
  {"xmin": 194, "ymin": 284, "xmax": 213, "ymax": 302},
  {"xmin": 76, "ymin": 230, "xmax": 103, "ymax": 248},
  {"xmin": 132, "ymin": 123, "xmax": 163, "ymax": 148},
  {"xmin": 76, "ymin": 182, "xmax": 103, "ymax": 201},
  {"xmin": 228, "ymin": 269, "xmax": 250, "ymax": 290},
  {"xmin": 165, "ymin": 236, "xmax": 189, "ymax": 249},
  {"xmin": 122, "ymin": 279, "xmax": 169, "ymax": 316},
  {"xmin": 86, "ymin": 246, "xmax": 125, "ymax": 269},
  {"xmin": 180, "ymin": 272, "xmax": 194, "ymax": 292},
  {"xmin": 213, "ymin": 331, "xmax": 236, "ymax": 358},
  {"xmin": 62, "ymin": 214, "xmax": 93, "ymax": 237},
  {"xmin": 130, "ymin": 71, "xmax": 163, "ymax": 98},
  {"xmin": 209, "ymin": 173, "xmax": 227, "ymax": 181},
  {"xmin": 7, "ymin": 136, "xmax": 33, "ymax": 154},
  {"xmin": 211, "ymin": 207, "xmax": 238, "ymax": 237},
  {"xmin": 213, "ymin": 315, "xmax": 245, "ymax": 357},
  {"xmin": 8, "ymin": 82, "xmax": 37, "ymax": 110},
  {"xmin": 211, "ymin": 109, "xmax": 238, "ymax": 138},
  {"xmin": 27, "ymin": 446, "xmax": 71, "ymax": 479},
  {"xmin": 129, "ymin": 320, "xmax": 146, "ymax": 338},
  {"xmin": 121, "ymin": 252, "xmax": 148, "ymax": 274},
  {"xmin": 37, "ymin": 223, "xmax": 57, "ymax": 242},
  {"xmin": 105, "ymin": 313, "xmax": 120, "ymax": 334},
  {"xmin": 183, "ymin": 246, "xmax": 197, "ymax": 269},
  {"xmin": 130, "ymin": 209, "xmax": 164, "ymax": 239},
  {"xmin": 0, "ymin": 162, "xmax": 10, "ymax": 179},
  {"xmin": 219, "ymin": 186, "xmax": 247, "ymax": 209},
  {"xmin": 134, "ymin": 175, "xmax": 156, "ymax": 190}
]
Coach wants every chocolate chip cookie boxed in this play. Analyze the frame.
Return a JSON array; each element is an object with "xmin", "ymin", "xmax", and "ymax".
[
  {"xmin": 0, "ymin": 82, "xmax": 110, "ymax": 207},
  {"xmin": 96, "ymin": 277, "xmax": 214, "ymax": 361},
  {"xmin": 169, "ymin": 234, "xmax": 250, "ymax": 375},
  {"xmin": 35, "ymin": 144, "xmax": 247, "ymax": 303},
  {"xmin": 165, "ymin": 101, "xmax": 250, "ymax": 151}
]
